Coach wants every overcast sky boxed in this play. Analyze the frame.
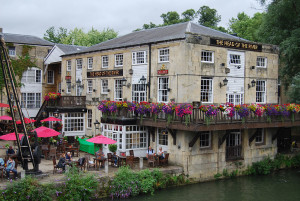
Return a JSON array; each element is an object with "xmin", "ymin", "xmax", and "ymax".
[{"xmin": 0, "ymin": 0, "xmax": 264, "ymax": 38}]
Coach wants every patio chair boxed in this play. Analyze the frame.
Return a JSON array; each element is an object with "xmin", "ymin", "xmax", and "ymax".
[
  {"xmin": 78, "ymin": 157, "xmax": 86, "ymax": 171},
  {"xmin": 129, "ymin": 150, "xmax": 139, "ymax": 163},
  {"xmin": 85, "ymin": 155, "xmax": 96, "ymax": 171},
  {"xmin": 159, "ymin": 153, "xmax": 169, "ymax": 166},
  {"xmin": 126, "ymin": 156, "xmax": 134, "ymax": 169},
  {"xmin": 52, "ymin": 157, "xmax": 61, "ymax": 174},
  {"xmin": 107, "ymin": 153, "xmax": 113, "ymax": 166},
  {"xmin": 48, "ymin": 148, "xmax": 57, "ymax": 159},
  {"xmin": 148, "ymin": 154, "xmax": 156, "ymax": 167}
]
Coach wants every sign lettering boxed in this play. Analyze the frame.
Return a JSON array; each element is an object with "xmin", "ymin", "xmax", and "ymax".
[
  {"xmin": 157, "ymin": 70, "xmax": 168, "ymax": 75},
  {"xmin": 87, "ymin": 70, "xmax": 123, "ymax": 78},
  {"xmin": 211, "ymin": 38, "xmax": 262, "ymax": 52}
]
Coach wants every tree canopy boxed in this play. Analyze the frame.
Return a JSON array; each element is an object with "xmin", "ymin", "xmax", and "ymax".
[
  {"xmin": 197, "ymin": 6, "xmax": 221, "ymax": 28},
  {"xmin": 43, "ymin": 27, "xmax": 118, "ymax": 46}
]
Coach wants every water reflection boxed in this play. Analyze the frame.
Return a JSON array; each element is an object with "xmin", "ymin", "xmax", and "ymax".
[{"xmin": 126, "ymin": 169, "xmax": 300, "ymax": 201}]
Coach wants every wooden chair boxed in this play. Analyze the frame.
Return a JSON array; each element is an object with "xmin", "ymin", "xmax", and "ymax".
[
  {"xmin": 107, "ymin": 153, "xmax": 113, "ymax": 166},
  {"xmin": 52, "ymin": 157, "xmax": 60, "ymax": 174},
  {"xmin": 159, "ymin": 153, "xmax": 169, "ymax": 166},
  {"xmin": 49, "ymin": 148, "xmax": 57, "ymax": 159},
  {"xmin": 78, "ymin": 157, "xmax": 86, "ymax": 171},
  {"xmin": 129, "ymin": 150, "xmax": 139, "ymax": 163},
  {"xmin": 148, "ymin": 154, "xmax": 156, "ymax": 167},
  {"xmin": 85, "ymin": 155, "xmax": 96, "ymax": 171},
  {"xmin": 126, "ymin": 156, "xmax": 134, "ymax": 169}
]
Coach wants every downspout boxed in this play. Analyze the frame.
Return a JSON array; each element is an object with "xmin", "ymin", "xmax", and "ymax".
[{"xmin": 148, "ymin": 44, "xmax": 152, "ymax": 101}]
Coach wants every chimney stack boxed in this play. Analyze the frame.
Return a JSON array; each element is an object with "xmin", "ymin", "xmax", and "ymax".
[{"xmin": 0, "ymin": 28, "xmax": 2, "ymax": 33}]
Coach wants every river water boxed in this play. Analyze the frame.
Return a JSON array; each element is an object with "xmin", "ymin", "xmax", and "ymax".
[{"xmin": 128, "ymin": 169, "xmax": 300, "ymax": 201}]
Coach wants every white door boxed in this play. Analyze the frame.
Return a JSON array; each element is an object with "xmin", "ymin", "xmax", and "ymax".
[{"xmin": 226, "ymin": 51, "xmax": 245, "ymax": 96}]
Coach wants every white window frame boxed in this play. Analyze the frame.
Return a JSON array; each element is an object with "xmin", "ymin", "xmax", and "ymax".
[
  {"xmin": 47, "ymin": 70, "xmax": 54, "ymax": 84},
  {"xmin": 67, "ymin": 60, "xmax": 71, "ymax": 71},
  {"xmin": 114, "ymin": 79, "xmax": 123, "ymax": 101},
  {"xmin": 158, "ymin": 48, "xmax": 169, "ymax": 63},
  {"xmin": 256, "ymin": 80, "xmax": 266, "ymax": 103},
  {"xmin": 87, "ymin": 109, "xmax": 92, "ymax": 128},
  {"xmin": 158, "ymin": 77, "xmax": 169, "ymax": 103},
  {"xmin": 201, "ymin": 77, "xmax": 213, "ymax": 103},
  {"xmin": 66, "ymin": 82, "xmax": 71, "ymax": 94},
  {"xmin": 20, "ymin": 93, "xmax": 41, "ymax": 108},
  {"xmin": 256, "ymin": 57, "xmax": 267, "ymax": 68},
  {"xmin": 157, "ymin": 128, "xmax": 168, "ymax": 146},
  {"xmin": 132, "ymin": 51, "xmax": 147, "ymax": 65},
  {"xmin": 101, "ymin": 79, "xmax": 109, "ymax": 94},
  {"xmin": 58, "ymin": 82, "xmax": 61, "ymax": 93},
  {"xmin": 102, "ymin": 55, "xmax": 109, "ymax": 68},
  {"xmin": 87, "ymin": 79, "xmax": 93, "ymax": 94},
  {"xmin": 255, "ymin": 129, "xmax": 264, "ymax": 144},
  {"xmin": 76, "ymin": 58, "xmax": 82, "ymax": 70},
  {"xmin": 200, "ymin": 131, "xmax": 211, "ymax": 148},
  {"xmin": 115, "ymin": 54, "xmax": 123, "ymax": 67},
  {"xmin": 125, "ymin": 126, "xmax": 147, "ymax": 149},
  {"xmin": 132, "ymin": 84, "xmax": 147, "ymax": 103},
  {"xmin": 87, "ymin": 57, "xmax": 93, "ymax": 69},
  {"xmin": 8, "ymin": 46, "xmax": 16, "ymax": 56},
  {"xmin": 64, "ymin": 113, "xmax": 85, "ymax": 132},
  {"xmin": 21, "ymin": 68, "xmax": 41, "ymax": 84},
  {"xmin": 35, "ymin": 69, "xmax": 41, "ymax": 83},
  {"xmin": 201, "ymin": 50, "xmax": 214, "ymax": 63}
]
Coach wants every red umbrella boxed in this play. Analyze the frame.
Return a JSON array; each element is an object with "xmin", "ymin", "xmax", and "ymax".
[
  {"xmin": 86, "ymin": 135, "xmax": 117, "ymax": 144},
  {"xmin": 0, "ymin": 132, "xmax": 24, "ymax": 141},
  {"xmin": 40, "ymin": 117, "xmax": 62, "ymax": 122},
  {"xmin": 0, "ymin": 103, "xmax": 9, "ymax": 108},
  {"xmin": 34, "ymin": 126, "xmax": 60, "ymax": 138},
  {"xmin": 16, "ymin": 118, "xmax": 36, "ymax": 124},
  {"xmin": 0, "ymin": 115, "xmax": 12, "ymax": 120}
]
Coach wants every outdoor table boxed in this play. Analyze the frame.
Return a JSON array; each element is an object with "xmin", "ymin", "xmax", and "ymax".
[
  {"xmin": 93, "ymin": 157, "xmax": 106, "ymax": 170},
  {"xmin": 118, "ymin": 156, "xmax": 126, "ymax": 167},
  {"xmin": 65, "ymin": 146, "xmax": 79, "ymax": 157}
]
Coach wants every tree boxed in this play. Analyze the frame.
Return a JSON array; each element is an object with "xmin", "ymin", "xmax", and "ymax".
[
  {"xmin": 43, "ymin": 27, "xmax": 118, "ymax": 46},
  {"xmin": 43, "ymin": 26, "xmax": 67, "ymax": 43},
  {"xmin": 228, "ymin": 12, "xmax": 264, "ymax": 41},
  {"xmin": 257, "ymin": 0, "xmax": 300, "ymax": 98},
  {"xmin": 181, "ymin": 9, "xmax": 196, "ymax": 22},
  {"xmin": 197, "ymin": 6, "xmax": 221, "ymax": 28},
  {"xmin": 287, "ymin": 74, "xmax": 300, "ymax": 103},
  {"xmin": 161, "ymin": 11, "xmax": 182, "ymax": 25}
]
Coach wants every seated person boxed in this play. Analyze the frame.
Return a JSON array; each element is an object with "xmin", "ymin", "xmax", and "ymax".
[
  {"xmin": 5, "ymin": 156, "xmax": 17, "ymax": 180},
  {"xmin": 146, "ymin": 146, "xmax": 155, "ymax": 159},
  {"xmin": 66, "ymin": 152, "xmax": 72, "ymax": 162},
  {"xmin": 0, "ymin": 157, "xmax": 4, "ymax": 169},
  {"xmin": 112, "ymin": 152, "xmax": 118, "ymax": 167},
  {"xmin": 6, "ymin": 146, "xmax": 15, "ymax": 155},
  {"xmin": 57, "ymin": 153, "xmax": 66, "ymax": 171},
  {"xmin": 95, "ymin": 148, "xmax": 105, "ymax": 168},
  {"xmin": 158, "ymin": 147, "xmax": 165, "ymax": 160}
]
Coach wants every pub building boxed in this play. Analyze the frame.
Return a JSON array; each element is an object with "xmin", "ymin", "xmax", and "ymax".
[{"xmin": 41, "ymin": 21, "xmax": 297, "ymax": 180}]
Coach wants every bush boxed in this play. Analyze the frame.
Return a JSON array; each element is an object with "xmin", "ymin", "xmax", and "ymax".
[
  {"xmin": 0, "ymin": 176, "xmax": 55, "ymax": 201},
  {"xmin": 214, "ymin": 173, "xmax": 222, "ymax": 179},
  {"xmin": 108, "ymin": 144, "xmax": 117, "ymax": 153},
  {"xmin": 56, "ymin": 166, "xmax": 99, "ymax": 201}
]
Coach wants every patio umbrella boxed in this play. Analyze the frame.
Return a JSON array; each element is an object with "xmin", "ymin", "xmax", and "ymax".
[
  {"xmin": 86, "ymin": 135, "xmax": 117, "ymax": 144},
  {"xmin": 34, "ymin": 126, "xmax": 60, "ymax": 138},
  {"xmin": 0, "ymin": 132, "xmax": 24, "ymax": 141},
  {"xmin": 40, "ymin": 117, "xmax": 62, "ymax": 122},
  {"xmin": 16, "ymin": 118, "xmax": 36, "ymax": 124},
  {"xmin": 0, "ymin": 115, "xmax": 12, "ymax": 120},
  {"xmin": 0, "ymin": 103, "xmax": 9, "ymax": 108}
]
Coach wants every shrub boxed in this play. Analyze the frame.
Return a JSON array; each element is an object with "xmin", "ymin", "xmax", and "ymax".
[
  {"xmin": 0, "ymin": 176, "xmax": 55, "ymax": 201},
  {"xmin": 214, "ymin": 173, "xmax": 222, "ymax": 179},
  {"xmin": 251, "ymin": 157, "xmax": 274, "ymax": 175},
  {"xmin": 108, "ymin": 144, "xmax": 117, "ymax": 153},
  {"xmin": 137, "ymin": 169, "xmax": 156, "ymax": 194},
  {"xmin": 56, "ymin": 166, "xmax": 99, "ymax": 201}
]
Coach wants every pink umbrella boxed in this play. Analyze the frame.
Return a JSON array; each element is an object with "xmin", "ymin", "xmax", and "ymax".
[
  {"xmin": 16, "ymin": 118, "xmax": 36, "ymax": 124},
  {"xmin": 0, "ymin": 115, "xmax": 12, "ymax": 120},
  {"xmin": 86, "ymin": 135, "xmax": 117, "ymax": 144},
  {"xmin": 0, "ymin": 103, "xmax": 9, "ymax": 108},
  {"xmin": 0, "ymin": 132, "xmax": 24, "ymax": 141},
  {"xmin": 40, "ymin": 117, "xmax": 62, "ymax": 122},
  {"xmin": 34, "ymin": 126, "xmax": 60, "ymax": 138}
]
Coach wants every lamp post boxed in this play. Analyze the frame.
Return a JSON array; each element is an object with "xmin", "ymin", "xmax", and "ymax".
[{"xmin": 94, "ymin": 120, "xmax": 100, "ymax": 137}]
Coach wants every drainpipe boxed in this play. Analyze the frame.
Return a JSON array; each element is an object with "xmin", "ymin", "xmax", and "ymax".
[{"xmin": 148, "ymin": 44, "xmax": 152, "ymax": 101}]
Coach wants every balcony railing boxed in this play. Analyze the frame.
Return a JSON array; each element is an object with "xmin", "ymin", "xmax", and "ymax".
[{"xmin": 46, "ymin": 96, "xmax": 86, "ymax": 107}]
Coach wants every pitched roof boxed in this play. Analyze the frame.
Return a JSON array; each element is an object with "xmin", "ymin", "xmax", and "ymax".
[
  {"xmin": 56, "ymin": 43, "xmax": 87, "ymax": 54},
  {"xmin": 63, "ymin": 22, "xmax": 247, "ymax": 56},
  {"xmin": 2, "ymin": 33, "xmax": 53, "ymax": 46}
]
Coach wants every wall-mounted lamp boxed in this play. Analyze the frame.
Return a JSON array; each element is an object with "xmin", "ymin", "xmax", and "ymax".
[
  {"xmin": 248, "ymin": 79, "xmax": 256, "ymax": 89},
  {"xmin": 42, "ymin": 110, "xmax": 47, "ymax": 118},
  {"xmin": 53, "ymin": 109, "xmax": 59, "ymax": 118},
  {"xmin": 251, "ymin": 66, "xmax": 255, "ymax": 70},
  {"xmin": 129, "ymin": 69, "xmax": 133, "ymax": 75},
  {"xmin": 120, "ymin": 77, "xmax": 127, "ymax": 87},
  {"xmin": 219, "ymin": 78, "xmax": 228, "ymax": 88},
  {"xmin": 220, "ymin": 63, "xmax": 225, "ymax": 67},
  {"xmin": 126, "ymin": 83, "xmax": 131, "ymax": 88},
  {"xmin": 139, "ymin": 75, "xmax": 149, "ymax": 86},
  {"xmin": 93, "ymin": 120, "xmax": 100, "ymax": 137},
  {"xmin": 93, "ymin": 89, "xmax": 97, "ymax": 92},
  {"xmin": 167, "ymin": 88, "xmax": 171, "ymax": 92},
  {"xmin": 61, "ymin": 89, "xmax": 65, "ymax": 92}
]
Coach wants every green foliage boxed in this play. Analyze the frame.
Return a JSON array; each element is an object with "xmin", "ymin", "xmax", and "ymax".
[
  {"xmin": 222, "ymin": 169, "xmax": 229, "ymax": 177},
  {"xmin": 137, "ymin": 169, "xmax": 156, "ymax": 194},
  {"xmin": 228, "ymin": 12, "xmax": 264, "ymax": 41},
  {"xmin": 197, "ymin": 5, "xmax": 221, "ymax": 28},
  {"xmin": 181, "ymin": 9, "xmax": 196, "ymax": 22},
  {"xmin": 214, "ymin": 172, "xmax": 222, "ymax": 179},
  {"xmin": 56, "ymin": 166, "xmax": 99, "ymax": 201},
  {"xmin": 44, "ymin": 27, "xmax": 118, "ymax": 47},
  {"xmin": 0, "ymin": 176, "xmax": 55, "ymax": 201},
  {"xmin": 108, "ymin": 144, "xmax": 117, "ymax": 153},
  {"xmin": 287, "ymin": 73, "xmax": 300, "ymax": 103}
]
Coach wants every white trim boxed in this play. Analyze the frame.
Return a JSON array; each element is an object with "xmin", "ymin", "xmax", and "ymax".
[
  {"xmin": 102, "ymin": 55, "xmax": 109, "ymax": 68},
  {"xmin": 158, "ymin": 48, "xmax": 169, "ymax": 63},
  {"xmin": 87, "ymin": 57, "xmax": 93, "ymax": 69},
  {"xmin": 101, "ymin": 79, "xmax": 109, "ymax": 94},
  {"xmin": 256, "ymin": 57, "xmax": 267, "ymax": 68},
  {"xmin": 87, "ymin": 79, "xmax": 93, "ymax": 94},
  {"xmin": 114, "ymin": 54, "xmax": 123, "ymax": 67},
  {"xmin": 200, "ymin": 77, "xmax": 213, "ymax": 103},
  {"xmin": 199, "ymin": 131, "xmax": 211, "ymax": 148},
  {"xmin": 67, "ymin": 60, "xmax": 72, "ymax": 71},
  {"xmin": 132, "ymin": 51, "xmax": 147, "ymax": 65},
  {"xmin": 201, "ymin": 50, "xmax": 214, "ymax": 63},
  {"xmin": 47, "ymin": 70, "xmax": 54, "ymax": 84},
  {"xmin": 157, "ymin": 77, "xmax": 169, "ymax": 103}
]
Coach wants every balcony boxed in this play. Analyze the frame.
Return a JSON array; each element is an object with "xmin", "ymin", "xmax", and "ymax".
[
  {"xmin": 99, "ymin": 102, "xmax": 300, "ymax": 132},
  {"xmin": 46, "ymin": 96, "xmax": 86, "ymax": 108}
]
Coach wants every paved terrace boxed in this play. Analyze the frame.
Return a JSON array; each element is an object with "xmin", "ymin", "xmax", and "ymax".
[{"xmin": 0, "ymin": 141, "xmax": 183, "ymax": 188}]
